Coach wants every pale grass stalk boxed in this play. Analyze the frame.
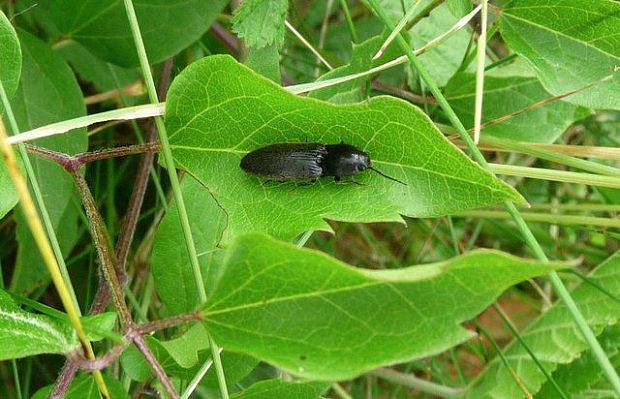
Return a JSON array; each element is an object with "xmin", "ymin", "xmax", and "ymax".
[
  {"xmin": 285, "ymin": 20, "xmax": 333, "ymax": 70},
  {"xmin": 473, "ymin": 0, "xmax": 488, "ymax": 144}
]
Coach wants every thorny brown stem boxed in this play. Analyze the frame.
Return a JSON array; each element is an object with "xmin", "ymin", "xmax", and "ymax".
[
  {"xmin": 137, "ymin": 311, "xmax": 203, "ymax": 335},
  {"xmin": 50, "ymin": 61, "xmax": 180, "ymax": 398}
]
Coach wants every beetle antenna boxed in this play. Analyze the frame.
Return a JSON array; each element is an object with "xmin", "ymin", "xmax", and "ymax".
[{"xmin": 369, "ymin": 167, "xmax": 407, "ymax": 186}]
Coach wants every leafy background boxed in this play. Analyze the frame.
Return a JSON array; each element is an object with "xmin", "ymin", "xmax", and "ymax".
[{"xmin": 0, "ymin": 0, "xmax": 619, "ymax": 398}]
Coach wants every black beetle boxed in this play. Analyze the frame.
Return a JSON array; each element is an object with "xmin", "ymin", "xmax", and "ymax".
[{"xmin": 240, "ymin": 142, "xmax": 406, "ymax": 185}]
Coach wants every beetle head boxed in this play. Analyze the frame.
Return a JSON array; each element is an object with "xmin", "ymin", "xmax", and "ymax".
[{"xmin": 327, "ymin": 143, "xmax": 371, "ymax": 177}]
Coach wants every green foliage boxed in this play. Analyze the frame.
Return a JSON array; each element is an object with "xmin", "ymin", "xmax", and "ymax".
[
  {"xmin": 309, "ymin": 34, "xmax": 402, "ymax": 103},
  {"xmin": 202, "ymin": 233, "xmax": 569, "ymax": 380},
  {"xmin": 445, "ymin": 70, "xmax": 590, "ymax": 143},
  {"xmin": 9, "ymin": 30, "xmax": 86, "ymax": 294},
  {"xmin": 0, "ymin": 11, "xmax": 20, "ymax": 219},
  {"xmin": 409, "ymin": 1, "xmax": 472, "ymax": 87},
  {"xmin": 39, "ymin": 0, "xmax": 228, "ymax": 67},
  {"xmin": 231, "ymin": 379, "xmax": 330, "ymax": 399},
  {"xmin": 32, "ymin": 375, "xmax": 129, "ymax": 399},
  {"xmin": 0, "ymin": 10, "xmax": 21, "ymax": 98},
  {"xmin": 151, "ymin": 176, "xmax": 226, "ymax": 315},
  {"xmin": 500, "ymin": 0, "xmax": 620, "ymax": 109},
  {"xmin": 467, "ymin": 251, "xmax": 620, "ymax": 398},
  {"xmin": 0, "ymin": 289, "xmax": 78, "ymax": 360},
  {"xmin": 165, "ymin": 55, "xmax": 521, "ymax": 244},
  {"xmin": 232, "ymin": 0, "xmax": 289, "ymax": 49}
]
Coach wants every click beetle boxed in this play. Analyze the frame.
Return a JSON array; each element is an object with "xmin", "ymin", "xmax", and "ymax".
[{"xmin": 240, "ymin": 142, "xmax": 406, "ymax": 185}]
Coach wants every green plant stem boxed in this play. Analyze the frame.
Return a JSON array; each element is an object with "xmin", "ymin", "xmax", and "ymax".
[
  {"xmin": 331, "ymin": 383, "xmax": 353, "ymax": 399},
  {"xmin": 474, "ymin": 321, "xmax": 532, "ymax": 398},
  {"xmin": 488, "ymin": 163, "xmax": 620, "ymax": 189},
  {"xmin": 364, "ymin": 0, "xmax": 620, "ymax": 394},
  {"xmin": 122, "ymin": 1, "xmax": 228, "ymax": 397},
  {"xmin": 371, "ymin": 368, "xmax": 463, "ymax": 398},
  {"xmin": 456, "ymin": 210, "xmax": 620, "ymax": 228},
  {"xmin": 339, "ymin": 0, "xmax": 359, "ymax": 43}
]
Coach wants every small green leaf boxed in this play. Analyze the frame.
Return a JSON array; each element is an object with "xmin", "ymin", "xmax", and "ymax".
[
  {"xmin": 0, "ymin": 159, "xmax": 17, "ymax": 220},
  {"xmin": 445, "ymin": 71, "xmax": 590, "ymax": 143},
  {"xmin": 232, "ymin": 0, "xmax": 288, "ymax": 49},
  {"xmin": 9, "ymin": 30, "xmax": 86, "ymax": 294},
  {"xmin": 231, "ymin": 379, "xmax": 330, "ymax": 399},
  {"xmin": 467, "ymin": 251, "xmax": 620, "ymax": 398},
  {"xmin": 32, "ymin": 375, "xmax": 129, "ymax": 399},
  {"xmin": 165, "ymin": 55, "xmax": 522, "ymax": 244},
  {"xmin": 120, "ymin": 334, "xmax": 258, "ymax": 386},
  {"xmin": 500, "ymin": 0, "xmax": 620, "ymax": 109},
  {"xmin": 0, "ymin": 289, "xmax": 78, "ymax": 360},
  {"xmin": 159, "ymin": 323, "xmax": 210, "ymax": 368},
  {"xmin": 39, "ymin": 0, "xmax": 228, "ymax": 67},
  {"xmin": 202, "ymin": 233, "xmax": 570, "ymax": 380},
  {"xmin": 151, "ymin": 176, "xmax": 227, "ymax": 315}
]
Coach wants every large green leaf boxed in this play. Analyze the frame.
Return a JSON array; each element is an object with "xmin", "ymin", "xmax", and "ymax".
[
  {"xmin": 39, "ymin": 0, "xmax": 228, "ymax": 67},
  {"xmin": 0, "ymin": 11, "xmax": 21, "ymax": 219},
  {"xmin": 56, "ymin": 41, "xmax": 140, "ymax": 93},
  {"xmin": 165, "ymin": 55, "xmax": 522, "ymax": 244},
  {"xmin": 202, "ymin": 233, "xmax": 569, "ymax": 380},
  {"xmin": 151, "ymin": 176, "xmax": 227, "ymax": 315},
  {"xmin": 500, "ymin": 0, "xmax": 620, "ymax": 109},
  {"xmin": 445, "ymin": 71, "xmax": 590, "ymax": 143},
  {"xmin": 467, "ymin": 251, "xmax": 620, "ymax": 398},
  {"xmin": 231, "ymin": 379, "xmax": 330, "ymax": 399},
  {"xmin": 0, "ymin": 289, "xmax": 78, "ymax": 360},
  {"xmin": 9, "ymin": 30, "xmax": 86, "ymax": 294}
]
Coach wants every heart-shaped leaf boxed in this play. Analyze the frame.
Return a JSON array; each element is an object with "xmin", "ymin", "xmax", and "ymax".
[
  {"xmin": 165, "ymin": 55, "xmax": 522, "ymax": 244},
  {"xmin": 201, "ymin": 233, "xmax": 571, "ymax": 380}
]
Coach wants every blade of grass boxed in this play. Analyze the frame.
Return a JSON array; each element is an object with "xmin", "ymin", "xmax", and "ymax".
[
  {"xmin": 338, "ymin": 0, "xmax": 358, "ymax": 43},
  {"xmin": 472, "ymin": 0, "xmax": 488, "ymax": 144},
  {"xmin": 481, "ymin": 136, "xmax": 620, "ymax": 177},
  {"xmin": 7, "ymin": 103, "xmax": 164, "ymax": 145},
  {"xmin": 0, "ymin": 83, "xmax": 109, "ymax": 399},
  {"xmin": 488, "ymin": 164, "xmax": 620, "ymax": 189},
  {"xmin": 455, "ymin": 210, "xmax": 620, "ymax": 229},
  {"xmin": 121, "ymin": 1, "xmax": 228, "ymax": 398},
  {"xmin": 363, "ymin": 0, "xmax": 620, "ymax": 394}
]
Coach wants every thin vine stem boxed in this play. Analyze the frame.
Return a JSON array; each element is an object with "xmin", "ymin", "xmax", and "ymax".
[
  {"xmin": 364, "ymin": 0, "xmax": 620, "ymax": 394},
  {"xmin": 121, "ymin": 1, "xmax": 229, "ymax": 397},
  {"xmin": 0, "ymin": 83, "xmax": 109, "ymax": 398}
]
